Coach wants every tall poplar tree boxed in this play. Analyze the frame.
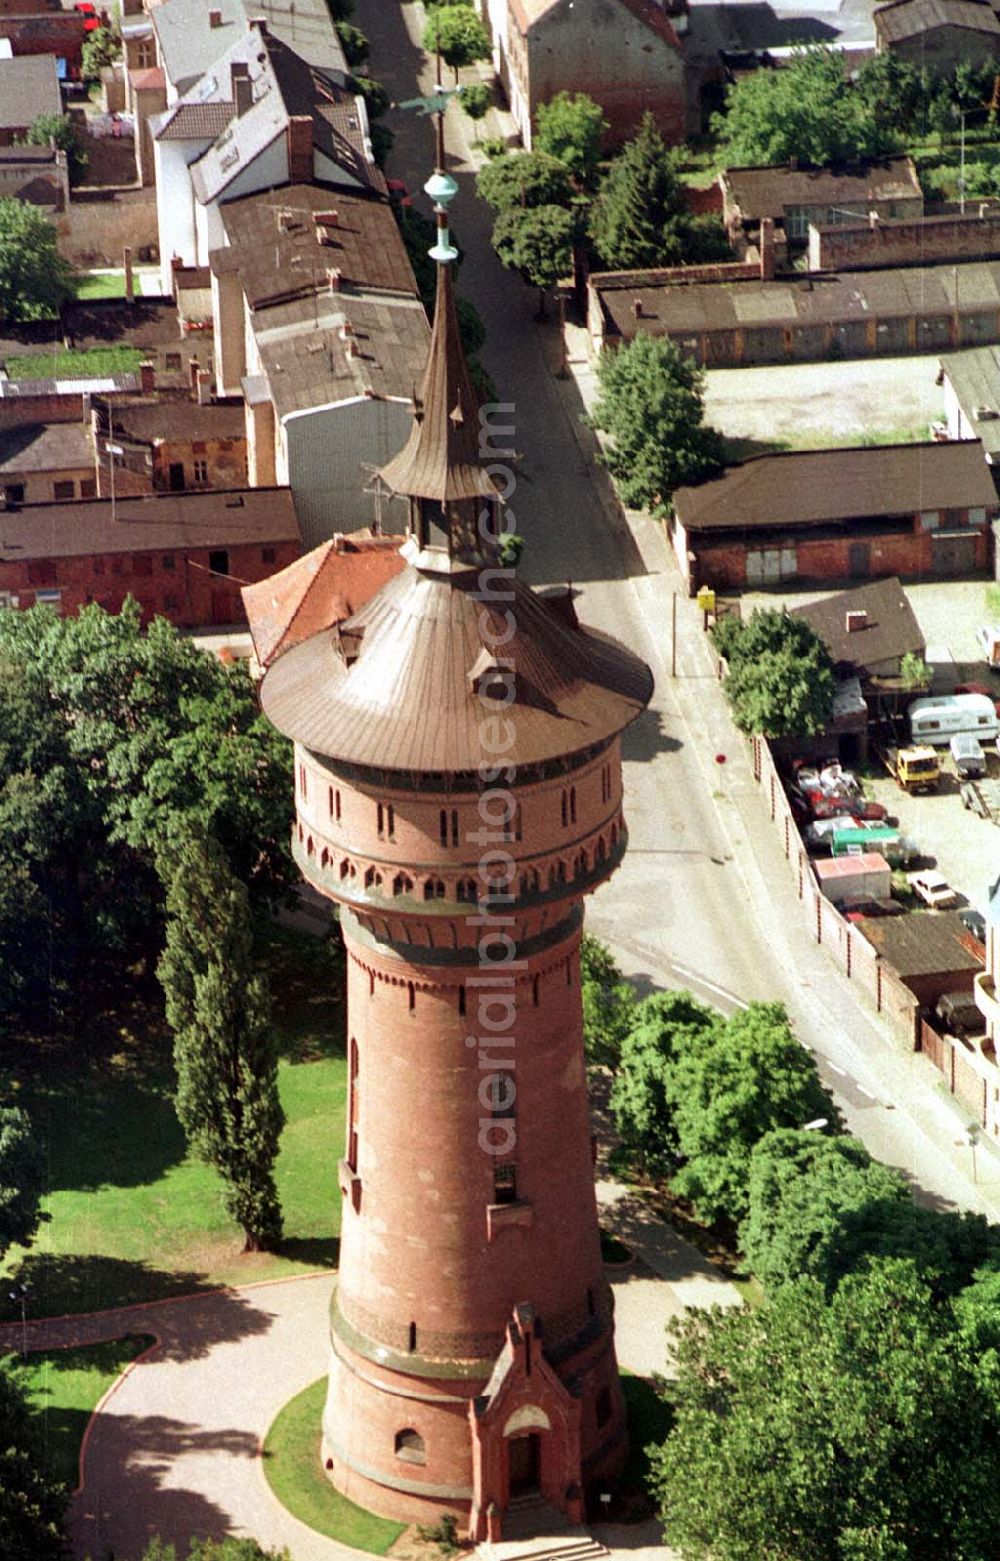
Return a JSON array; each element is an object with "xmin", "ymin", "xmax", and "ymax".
[{"xmin": 158, "ymin": 830, "xmax": 284, "ymax": 1252}]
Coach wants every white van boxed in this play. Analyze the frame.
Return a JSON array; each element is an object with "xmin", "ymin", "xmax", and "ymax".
[{"xmin": 908, "ymin": 693, "xmax": 1000, "ymax": 746}]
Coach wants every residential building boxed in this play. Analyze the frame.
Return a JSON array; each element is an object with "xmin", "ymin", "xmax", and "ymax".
[
  {"xmin": 210, "ymin": 183, "xmax": 428, "ymax": 544},
  {"xmin": 146, "ymin": 0, "xmax": 347, "ymax": 104},
  {"xmin": 0, "ymin": 9, "xmax": 88, "ymax": 73},
  {"xmin": 0, "ymin": 144, "xmax": 69, "ymax": 211},
  {"xmin": 587, "ymin": 259, "xmax": 1000, "ymax": 366},
  {"xmin": 150, "ymin": 22, "xmax": 381, "ymax": 292},
  {"xmin": 940, "ymin": 344, "xmax": 1000, "ymax": 473},
  {"xmin": 92, "ymin": 394, "xmax": 248, "ymax": 494},
  {"xmin": 790, "ymin": 576, "xmax": 926, "ymax": 678},
  {"xmin": 671, "ymin": 441, "xmax": 998, "ymax": 591},
  {"xmin": 248, "ymin": 205, "xmax": 653, "ymax": 1538},
  {"xmin": 0, "ymin": 486, "xmax": 301, "ymax": 626},
  {"xmin": 719, "ymin": 158, "xmax": 923, "ymax": 255},
  {"xmin": 478, "ymin": 0, "xmax": 687, "ymax": 147},
  {"xmin": 0, "ymin": 422, "xmax": 96, "ymax": 506},
  {"xmin": 874, "ymin": 0, "xmax": 1000, "ymax": 72},
  {"xmin": 0, "ymin": 54, "xmax": 61, "ymax": 143}
]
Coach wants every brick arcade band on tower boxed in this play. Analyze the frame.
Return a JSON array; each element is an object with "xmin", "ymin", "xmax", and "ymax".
[{"xmin": 246, "ymin": 117, "xmax": 654, "ymax": 1542}]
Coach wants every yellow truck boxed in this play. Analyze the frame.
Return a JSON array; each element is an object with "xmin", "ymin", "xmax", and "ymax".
[{"xmin": 881, "ymin": 745, "xmax": 940, "ymax": 794}]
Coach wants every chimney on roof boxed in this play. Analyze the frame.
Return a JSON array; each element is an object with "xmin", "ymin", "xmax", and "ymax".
[
  {"xmin": 248, "ymin": 15, "xmax": 269, "ymax": 37},
  {"xmin": 327, "ymin": 267, "xmax": 342, "ymax": 292},
  {"xmin": 868, "ymin": 209, "xmax": 879, "ymax": 229},
  {"xmin": 846, "ymin": 609, "xmax": 868, "ymax": 634},
  {"xmin": 189, "ymin": 358, "xmax": 201, "ymax": 395},
  {"xmin": 231, "ymin": 60, "xmax": 252, "ymax": 117},
  {"xmin": 139, "ymin": 360, "xmax": 154, "ymax": 394},
  {"xmin": 209, "ymin": 7, "xmax": 222, "ymax": 26},
  {"xmin": 758, "ymin": 216, "xmax": 774, "ymax": 281},
  {"xmin": 286, "ymin": 114, "xmax": 312, "ymax": 185}
]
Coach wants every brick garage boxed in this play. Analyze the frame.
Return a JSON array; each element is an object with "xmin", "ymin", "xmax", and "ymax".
[
  {"xmin": 671, "ymin": 440, "xmax": 998, "ymax": 593},
  {"xmin": 0, "ymin": 486, "xmax": 301, "ymax": 628}
]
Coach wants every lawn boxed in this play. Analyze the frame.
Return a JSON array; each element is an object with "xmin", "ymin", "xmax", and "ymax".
[
  {"xmin": 263, "ymin": 1377, "xmax": 405, "ymax": 1554},
  {"xmin": 4, "ymin": 345, "xmax": 143, "ymax": 380},
  {"xmin": 1, "ymin": 929, "xmax": 347, "ymax": 1319},
  {"xmin": 15, "ymin": 1334, "xmax": 153, "ymax": 1490},
  {"xmin": 75, "ymin": 272, "xmax": 127, "ymax": 301}
]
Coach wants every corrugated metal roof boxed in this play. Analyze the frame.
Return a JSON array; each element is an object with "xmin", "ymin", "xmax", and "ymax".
[
  {"xmin": 674, "ymin": 440, "xmax": 997, "ymax": 531},
  {"xmin": 259, "ymin": 563, "xmax": 653, "ymax": 772}
]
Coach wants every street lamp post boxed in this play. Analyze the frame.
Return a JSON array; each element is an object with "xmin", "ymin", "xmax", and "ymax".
[
  {"xmin": 106, "ymin": 441, "xmax": 124, "ymax": 525},
  {"xmin": 967, "ymin": 1126, "xmax": 979, "ymax": 1184}
]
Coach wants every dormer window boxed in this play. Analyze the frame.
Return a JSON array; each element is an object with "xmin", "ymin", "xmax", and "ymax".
[{"xmin": 469, "ymin": 647, "xmax": 514, "ymax": 705}]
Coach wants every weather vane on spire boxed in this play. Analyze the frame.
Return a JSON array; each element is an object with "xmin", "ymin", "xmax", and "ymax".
[{"xmin": 394, "ymin": 53, "xmax": 459, "ymax": 263}]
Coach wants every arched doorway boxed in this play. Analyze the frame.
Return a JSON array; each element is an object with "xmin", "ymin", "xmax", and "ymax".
[{"xmin": 508, "ymin": 1431, "xmax": 541, "ymax": 1494}]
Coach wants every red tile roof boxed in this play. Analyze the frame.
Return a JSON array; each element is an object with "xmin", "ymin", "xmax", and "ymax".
[{"xmin": 242, "ymin": 532, "xmax": 406, "ymax": 667}]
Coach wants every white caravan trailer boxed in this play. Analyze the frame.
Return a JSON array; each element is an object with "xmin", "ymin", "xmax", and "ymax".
[{"xmin": 908, "ymin": 693, "xmax": 1000, "ymax": 746}]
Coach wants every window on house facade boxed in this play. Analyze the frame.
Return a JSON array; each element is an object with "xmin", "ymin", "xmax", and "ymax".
[
  {"xmin": 3, "ymin": 484, "xmax": 24, "ymax": 504},
  {"xmin": 162, "ymin": 554, "xmax": 175, "ymax": 571},
  {"xmin": 53, "ymin": 480, "xmax": 75, "ymax": 500},
  {"xmin": 209, "ymin": 549, "xmax": 229, "ymax": 575},
  {"xmin": 165, "ymin": 352, "xmax": 182, "ymax": 372},
  {"xmin": 34, "ymin": 588, "xmax": 62, "ymax": 609},
  {"xmin": 132, "ymin": 555, "xmax": 153, "ymax": 578},
  {"xmin": 164, "ymin": 593, "xmax": 179, "ymax": 610},
  {"xmin": 919, "ymin": 510, "xmax": 941, "ymax": 530},
  {"xmin": 970, "ymin": 507, "xmax": 987, "ymax": 526},
  {"xmin": 394, "ymin": 1428, "xmax": 426, "ymax": 1463},
  {"xmin": 193, "ymin": 459, "xmax": 208, "ymax": 484},
  {"xmin": 493, "ymin": 1162, "xmax": 517, "ymax": 1204},
  {"xmin": 27, "ymin": 560, "xmax": 56, "ymax": 586},
  {"xmin": 80, "ymin": 478, "xmax": 96, "ymax": 499},
  {"xmin": 261, "ymin": 546, "xmax": 275, "ymax": 563},
  {"xmin": 93, "ymin": 557, "xmax": 105, "ymax": 576}
]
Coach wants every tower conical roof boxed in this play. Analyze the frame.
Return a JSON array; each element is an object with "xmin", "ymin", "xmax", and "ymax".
[{"xmin": 379, "ymin": 260, "xmax": 497, "ymax": 505}]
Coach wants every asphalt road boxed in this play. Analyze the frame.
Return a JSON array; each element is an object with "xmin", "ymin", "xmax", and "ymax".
[{"xmin": 358, "ymin": 0, "xmax": 1000, "ymax": 1224}]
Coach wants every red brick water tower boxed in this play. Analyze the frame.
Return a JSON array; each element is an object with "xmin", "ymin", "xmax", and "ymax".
[{"xmin": 253, "ymin": 158, "xmax": 653, "ymax": 1541}]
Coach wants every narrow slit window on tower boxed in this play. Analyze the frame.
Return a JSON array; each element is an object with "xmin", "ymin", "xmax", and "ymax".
[
  {"xmin": 377, "ymin": 802, "xmax": 385, "ymax": 837},
  {"xmin": 439, "ymin": 808, "xmax": 448, "ymax": 846},
  {"xmin": 387, "ymin": 804, "xmax": 395, "ymax": 840},
  {"xmin": 299, "ymin": 764, "xmax": 307, "ymax": 799},
  {"xmin": 408, "ymin": 982, "xmax": 415, "ymax": 1012},
  {"xmin": 458, "ymin": 986, "xmax": 466, "ymax": 1016},
  {"xmin": 532, "ymin": 974, "xmax": 540, "ymax": 1007},
  {"xmin": 493, "ymin": 1162, "xmax": 517, "ymax": 1204},
  {"xmin": 408, "ymin": 1322, "xmax": 417, "ymax": 1352},
  {"xmin": 570, "ymin": 786, "xmax": 577, "ymax": 824},
  {"xmin": 561, "ymin": 790, "xmax": 568, "ymax": 827},
  {"xmin": 336, "ymin": 789, "xmax": 342, "ymax": 822},
  {"xmin": 450, "ymin": 809, "xmax": 459, "ymax": 847}
]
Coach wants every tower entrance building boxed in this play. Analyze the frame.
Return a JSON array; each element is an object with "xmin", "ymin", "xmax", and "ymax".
[{"xmin": 251, "ymin": 144, "xmax": 653, "ymax": 1540}]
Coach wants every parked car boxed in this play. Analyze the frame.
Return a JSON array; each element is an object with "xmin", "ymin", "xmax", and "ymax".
[
  {"xmin": 960, "ymin": 906, "xmax": 987, "ymax": 944},
  {"xmin": 908, "ymin": 869, "xmax": 959, "ymax": 909},
  {"xmin": 955, "ymin": 681, "xmax": 1000, "ymax": 715},
  {"xmin": 950, "ymin": 732, "xmax": 986, "ymax": 778},
  {"xmin": 934, "ymin": 990, "xmax": 983, "ymax": 1038}
]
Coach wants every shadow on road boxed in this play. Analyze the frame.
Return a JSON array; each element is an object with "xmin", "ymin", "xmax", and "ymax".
[
  {"xmin": 73, "ymin": 1414, "xmax": 258, "ymax": 1561},
  {"xmin": 624, "ymin": 708, "xmax": 681, "ymax": 762}
]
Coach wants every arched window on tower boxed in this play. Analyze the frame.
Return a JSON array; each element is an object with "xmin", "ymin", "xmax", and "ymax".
[
  {"xmin": 424, "ymin": 878, "xmax": 445, "ymax": 901},
  {"xmin": 394, "ymin": 1428, "xmax": 426, "ymax": 1466},
  {"xmin": 393, "ymin": 872, "xmax": 413, "ymax": 897}
]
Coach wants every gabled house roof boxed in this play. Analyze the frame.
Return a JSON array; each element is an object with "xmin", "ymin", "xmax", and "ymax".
[
  {"xmin": 791, "ymin": 577, "xmax": 925, "ymax": 671},
  {"xmin": 720, "ymin": 157, "xmax": 923, "ymax": 222},
  {"xmin": 0, "ymin": 487, "xmax": 300, "ymax": 559},
  {"xmin": 940, "ymin": 344, "xmax": 1000, "ymax": 459},
  {"xmin": 150, "ymin": 0, "xmax": 347, "ymax": 97},
  {"xmin": 875, "ymin": 0, "xmax": 1000, "ymax": 44},
  {"xmin": 673, "ymin": 441, "xmax": 996, "ymax": 533},
  {"xmin": 509, "ymin": 0, "xmax": 680, "ymax": 49}
]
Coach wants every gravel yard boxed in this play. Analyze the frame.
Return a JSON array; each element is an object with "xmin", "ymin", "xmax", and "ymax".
[{"xmin": 704, "ymin": 356, "xmax": 945, "ymax": 451}]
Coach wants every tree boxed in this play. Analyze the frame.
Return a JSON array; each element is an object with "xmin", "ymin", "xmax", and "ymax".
[
  {"xmin": 80, "ymin": 24, "xmax": 121, "ymax": 81},
  {"xmin": 0, "ymin": 1105, "xmax": 44, "ymax": 1261},
  {"xmin": 899, "ymin": 651, "xmax": 931, "ymax": 689},
  {"xmin": 422, "ymin": 6, "xmax": 490, "ymax": 82},
  {"xmin": 580, "ymin": 935, "xmax": 637, "ymax": 1069},
  {"xmin": 491, "ymin": 203, "xmax": 575, "ymax": 315},
  {"xmin": 714, "ymin": 46, "xmax": 893, "ymax": 167},
  {"xmin": 589, "ymin": 112, "xmax": 687, "ymax": 269},
  {"xmin": 20, "ymin": 113, "xmax": 87, "ymax": 186},
  {"xmin": 158, "ymin": 830, "xmax": 285, "ymax": 1252},
  {"xmin": 712, "ymin": 609, "xmax": 836, "ymax": 740},
  {"xmin": 335, "ymin": 21, "xmax": 369, "ymax": 67},
  {"xmin": 534, "ymin": 91, "xmax": 607, "ymax": 186},
  {"xmin": 458, "ymin": 82, "xmax": 491, "ymax": 141},
  {"xmin": 854, "ymin": 52, "xmax": 925, "ymax": 143},
  {"xmin": 0, "ymin": 1365, "xmax": 67, "ymax": 1560},
  {"xmin": 650, "ymin": 1260, "xmax": 1000, "ymax": 1561},
  {"xmin": 477, "ymin": 150, "xmax": 575, "ymax": 213},
  {"xmin": 667, "ymin": 1002, "xmax": 840, "ymax": 1225},
  {"xmin": 0, "ymin": 199, "xmax": 73, "ymax": 323},
  {"xmin": 590, "ymin": 334, "xmax": 723, "ymax": 512},
  {"xmin": 610, "ymin": 989, "xmax": 717, "ymax": 1174}
]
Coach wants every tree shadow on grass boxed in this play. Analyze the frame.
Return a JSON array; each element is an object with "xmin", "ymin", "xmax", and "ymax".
[
  {"xmin": 26, "ymin": 1066, "xmax": 187, "ymax": 1195},
  {"xmin": 279, "ymin": 1235, "xmax": 340, "ymax": 1269},
  {"xmin": 71, "ymin": 1413, "xmax": 259, "ymax": 1561}
]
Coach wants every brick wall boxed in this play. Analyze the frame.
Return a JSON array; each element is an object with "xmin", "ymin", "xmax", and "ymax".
[
  {"xmin": 0, "ymin": 537, "xmax": 300, "ymax": 628},
  {"xmin": 809, "ymin": 210, "xmax": 1000, "ymax": 272}
]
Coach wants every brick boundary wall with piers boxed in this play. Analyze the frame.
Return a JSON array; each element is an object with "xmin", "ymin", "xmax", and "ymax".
[{"xmin": 808, "ymin": 209, "xmax": 1000, "ymax": 273}]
